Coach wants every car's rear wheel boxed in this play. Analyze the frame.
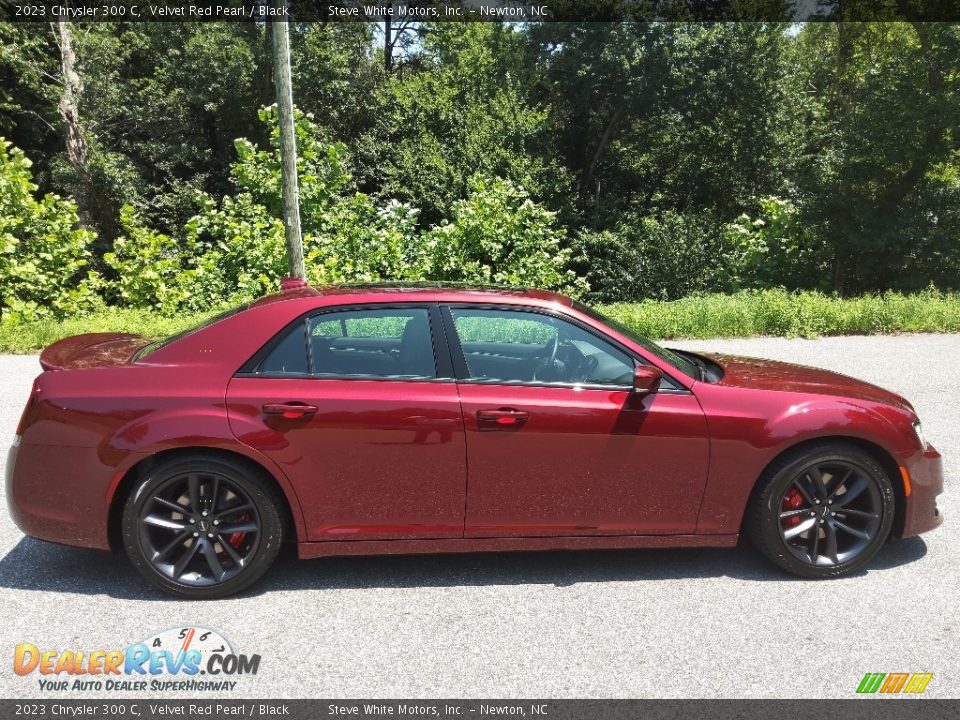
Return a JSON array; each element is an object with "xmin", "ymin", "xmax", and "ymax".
[
  {"xmin": 122, "ymin": 455, "xmax": 284, "ymax": 598},
  {"xmin": 746, "ymin": 443, "xmax": 895, "ymax": 578}
]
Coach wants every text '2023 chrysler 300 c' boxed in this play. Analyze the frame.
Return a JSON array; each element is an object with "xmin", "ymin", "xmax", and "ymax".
[{"xmin": 6, "ymin": 283, "xmax": 944, "ymax": 597}]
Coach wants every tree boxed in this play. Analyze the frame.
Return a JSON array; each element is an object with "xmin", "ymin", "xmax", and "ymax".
[
  {"xmin": 783, "ymin": 23, "xmax": 960, "ymax": 293},
  {"xmin": 369, "ymin": 23, "xmax": 574, "ymax": 226},
  {"xmin": 532, "ymin": 22, "xmax": 787, "ymax": 223}
]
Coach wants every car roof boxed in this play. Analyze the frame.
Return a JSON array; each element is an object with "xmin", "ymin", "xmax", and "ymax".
[{"xmin": 249, "ymin": 282, "xmax": 575, "ymax": 308}]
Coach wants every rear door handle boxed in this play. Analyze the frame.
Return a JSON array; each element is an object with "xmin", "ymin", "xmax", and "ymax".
[
  {"xmin": 477, "ymin": 408, "xmax": 529, "ymax": 429},
  {"xmin": 262, "ymin": 402, "xmax": 318, "ymax": 419}
]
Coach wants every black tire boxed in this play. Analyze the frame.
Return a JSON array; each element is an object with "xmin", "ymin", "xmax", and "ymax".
[
  {"xmin": 122, "ymin": 454, "xmax": 285, "ymax": 599},
  {"xmin": 745, "ymin": 443, "xmax": 895, "ymax": 579}
]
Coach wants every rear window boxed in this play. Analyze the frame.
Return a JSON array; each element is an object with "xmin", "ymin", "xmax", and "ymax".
[{"xmin": 134, "ymin": 304, "xmax": 250, "ymax": 360}]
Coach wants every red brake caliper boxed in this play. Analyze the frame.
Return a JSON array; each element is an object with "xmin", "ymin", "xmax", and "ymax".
[
  {"xmin": 782, "ymin": 487, "xmax": 804, "ymax": 527},
  {"xmin": 227, "ymin": 513, "xmax": 252, "ymax": 549}
]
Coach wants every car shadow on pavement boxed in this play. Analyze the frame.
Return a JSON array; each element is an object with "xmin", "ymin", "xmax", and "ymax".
[{"xmin": 0, "ymin": 534, "xmax": 928, "ymax": 600}]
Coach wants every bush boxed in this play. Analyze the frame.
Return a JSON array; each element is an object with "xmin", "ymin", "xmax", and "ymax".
[
  {"xmin": 722, "ymin": 197, "xmax": 831, "ymax": 291},
  {"xmin": 179, "ymin": 108, "xmax": 436, "ymax": 310},
  {"xmin": 104, "ymin": 205, "xmax": 186, "ymax": 311},
  {"xmin": 573, "ymin": 211, "xmax": 728, "ymax": 302},
  {"xmin": 181, "ymin": 192, "xmax": 288, "ymax": 311},
  {"xmin": 306, "ymin": 197, "xmax": 430, "ymax": 285},
  {"xmin": 424, "ymin": 176, "xmax": 587, "ymax": 296},
  {"xmin": 0, "ymin": 139, "xmax": 101, "ymax": 322}
]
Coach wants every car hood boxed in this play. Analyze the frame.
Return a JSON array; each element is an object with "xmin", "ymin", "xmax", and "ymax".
[
  {"xmin": 700, "ymin": 353, "xmax": 914, "ymax": 413},
  {"xmin": 39, "ymin": 332, "xmax": 150, "ymax": 371}
]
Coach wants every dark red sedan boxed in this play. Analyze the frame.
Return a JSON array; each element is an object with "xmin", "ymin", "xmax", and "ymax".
[{"xmin": 6, "ymin": 284, "xmax": 943, "ymax": 597}]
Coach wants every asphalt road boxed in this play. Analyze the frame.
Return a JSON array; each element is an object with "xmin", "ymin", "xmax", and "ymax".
[{"xmin": 0, "ymin": 335, "xmax": 957, "ymax": 699}]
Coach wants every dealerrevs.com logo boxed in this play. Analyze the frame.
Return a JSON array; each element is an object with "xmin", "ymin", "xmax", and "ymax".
[
  {"xmin": 13, "ymin": 626, "xmax": 260, "ymax": 693},
  {"xmin": 856, "ymin": 673, "xmax": 933, "ymax": 695}
]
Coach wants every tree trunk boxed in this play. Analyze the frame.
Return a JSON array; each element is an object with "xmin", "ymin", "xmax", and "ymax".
[
  {"xmin": 384, "ymin": 15, "xmax": 393, "ymax": 71},
  {"xmin": 831, "ymin": 254, "xmax": 846, "ymax": 296},
  {"xmin": 583, "ymin": 105, "xmax": 624, "ymax": 198},
  {"xmin": 54, "ymin": 20, "xmax": 92, "ymax": 228}
]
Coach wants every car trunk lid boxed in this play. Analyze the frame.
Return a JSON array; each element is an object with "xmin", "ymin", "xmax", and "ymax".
[{"xmin": 39, "ymin": 333, "xmax": 150, "ymax": 371}]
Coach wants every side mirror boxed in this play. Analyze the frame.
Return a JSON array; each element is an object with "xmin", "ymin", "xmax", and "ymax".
[{"xmin": 633, "ymin": 363, "xmax": 663, "ymax": 395}]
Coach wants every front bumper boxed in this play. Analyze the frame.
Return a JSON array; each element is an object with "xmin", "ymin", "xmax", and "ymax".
[{"xmin": 900, "ymin": 443, "xmax": 944, "ymax": 538}]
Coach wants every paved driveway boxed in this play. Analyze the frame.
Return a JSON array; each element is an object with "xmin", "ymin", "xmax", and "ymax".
[{"xmin": 0, "ymin": 335, "xmax": 956, "ymax": 698}]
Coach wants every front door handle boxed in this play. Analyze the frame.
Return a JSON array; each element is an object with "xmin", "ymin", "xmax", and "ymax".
[
  {"xmin": 477, "ymin": 408, "xmax": 529, "ymax": 429},
  {"xmin": 262, "ymin": 402, "xmax": 318, "ymax": 419}
]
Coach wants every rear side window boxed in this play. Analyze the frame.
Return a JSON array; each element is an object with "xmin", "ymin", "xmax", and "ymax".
[
  {"xmin": 257, "ymin": 308, "xmax": 437, "ymax": 379},
  {"xmin": 260, "ymin": 323, "xmax": 308, "ymax": 374}
]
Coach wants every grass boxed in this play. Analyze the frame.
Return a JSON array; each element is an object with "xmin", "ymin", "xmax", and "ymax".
[
  {"xmin": 0, "ymin": 289, "xmax": 958, "ymax": 354},
  {"xmin": 599, "ymin": 289, "xmax": 960, "ymax": 340},
  {"xmin": 0, "ymin": 308, "xmax": 214, "ymax": 355}
]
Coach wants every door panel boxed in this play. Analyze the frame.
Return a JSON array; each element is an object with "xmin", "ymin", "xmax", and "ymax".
[
  {"xmin": 227, "ymin": 377, "xmax": 466, "ymax": 541},
  {"xmin": 458, "ymin": 384, "xmax": 709, "ymax": 536},
  {"xmin": 444, "ymin": 305, "xmax": 709, "ymax": 538}
]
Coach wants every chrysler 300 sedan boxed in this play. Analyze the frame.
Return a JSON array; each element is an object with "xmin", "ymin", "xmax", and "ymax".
[{"xmin": 6, "ymin": 283, "xmax": 944, "ymax": 597}]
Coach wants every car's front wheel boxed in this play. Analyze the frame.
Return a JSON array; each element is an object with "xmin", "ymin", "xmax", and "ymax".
[
  {"xmin": 122, "ymin": 454, "xmax": 284, "ymax": 598},
  {"xmin": 746, "ymin": 443, "xmax": 895, "ymax": 578}
]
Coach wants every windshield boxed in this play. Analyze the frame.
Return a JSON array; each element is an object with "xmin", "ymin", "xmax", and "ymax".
[
  {"xmin": 134, "ymin": 304, "xmax": 250, "ymax": 360},
  {"xmin": 573, "ymin": 301, "xmax": 700, "ymax": 379}
]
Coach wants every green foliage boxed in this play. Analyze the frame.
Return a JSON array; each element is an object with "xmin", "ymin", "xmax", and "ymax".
[
  {"xmin": 306, "ymin": 197, "xmax": 429, "ymax": 285},
  {"xmin": 179, "ymin": 111, "xmax": 584, "ymax": 311},
  {"xmin": 181, "ymin": 192, "xmax": 287, "ymax": 311},
  {"xmin": 0, "ymin": 139, "xmax": 100, "ymax": 322},
  {"xmin": 1, "ymin": 22, "xmax": 959, "ymax": 316},
  {"xmin": 722, "ymin": 197, "xmax": 831, "ymax": 290},
  {"xmin": 781, "ymin": 23, "xmax": 960, "ymax": 293},
  {"xmin": 104, "ymin": 204, "xmax": 185, "ymax": 310},
  {"xmin": 424, "ymin": 176, "xmax": 586, "ymax": 296},
  {"xmin": 178, "ymin": 108, "xmax": 428, "ymax": 310},
  {"xmin": 574, "ymin": 211, "xmax": 728, "ymax": 301},
  {"xmin": 372, "ymin": 23, "xmax": 573, "ymax": 226}
]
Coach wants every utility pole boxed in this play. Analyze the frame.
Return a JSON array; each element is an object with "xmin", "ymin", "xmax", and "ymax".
[{"xmin": 271, "ymin": 1, "xmax": 306, "ymax": 281}]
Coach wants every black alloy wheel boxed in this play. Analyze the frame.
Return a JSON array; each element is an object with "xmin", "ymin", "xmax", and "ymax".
[
  {"xmin": 777, "ymin": 459, "xmax": 883, "ymax": 567},
  {"xmin": 122, "ymin": 455, "xmax": 284, "ymax": 598},
  {"xmin": 746, "ymin": 443, "xmax": 895, "ymax": 579}
]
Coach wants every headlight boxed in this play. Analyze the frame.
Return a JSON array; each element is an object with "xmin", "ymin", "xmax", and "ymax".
[{"xmin": 913, "ymin": 420, "xmax": 926, "ymax": 449}]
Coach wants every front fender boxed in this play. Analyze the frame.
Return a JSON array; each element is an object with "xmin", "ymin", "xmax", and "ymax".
[{"xmin": 694, "ymin": 386, "xmax": 917, "ymax": 535}]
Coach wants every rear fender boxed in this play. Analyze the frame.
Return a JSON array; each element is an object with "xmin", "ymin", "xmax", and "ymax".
[{"xmin": 104, "ymin": 410, "xmax": 307, "ymax": 541}]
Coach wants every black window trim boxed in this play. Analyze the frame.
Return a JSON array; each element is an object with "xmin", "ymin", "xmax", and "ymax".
[
  {"xmin": 235, "ymin": 302, "xmax": 456, "ymax": 383},
  {"xmin": 440, "ymin": 303, "xmax": 689, "ymax": 394}
]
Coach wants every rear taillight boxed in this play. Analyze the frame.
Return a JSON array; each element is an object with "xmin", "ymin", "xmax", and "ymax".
[{"xmin": 15, "ymin": 376, "xmax": 42, "ymax": 436}]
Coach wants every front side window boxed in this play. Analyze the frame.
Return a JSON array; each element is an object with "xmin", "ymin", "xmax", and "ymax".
[
  {"xmin": 572, "ymin": 300, "xmax": 699, "ymax": 379},
  {"xmin": 450, "ymin": 308, "xmax": 634, "ymax": 387},
  {"xmin": 259, "ymin": 307, "xmax": 437, "ymax": 379}
]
